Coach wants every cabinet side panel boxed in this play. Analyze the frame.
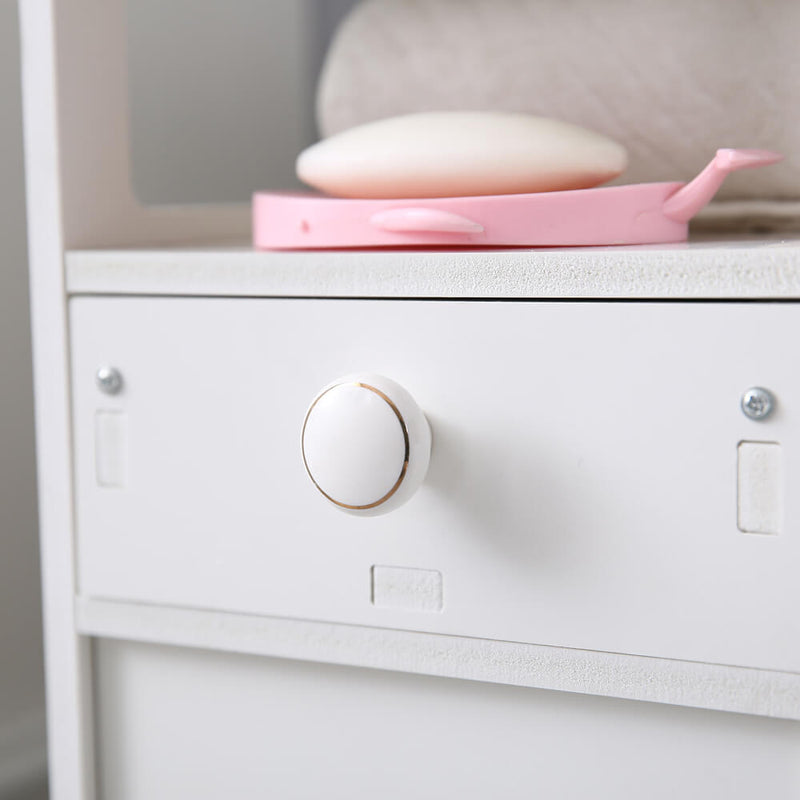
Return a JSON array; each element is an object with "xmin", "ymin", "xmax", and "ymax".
[{"xmin": 19, "ymin": 2, "xmax": 96, "ymax": 797}]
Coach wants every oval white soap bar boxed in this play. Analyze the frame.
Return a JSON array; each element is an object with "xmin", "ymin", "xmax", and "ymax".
[{"xmin": 297, "ymin": 112, "xmax": 628, "ymax": 198}]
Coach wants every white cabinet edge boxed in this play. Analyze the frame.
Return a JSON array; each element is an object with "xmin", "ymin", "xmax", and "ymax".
[
  {"xmin": 65, "ymin": 236, "xmax": 800, "ymax": 299},
  {"xmin": 76, "ymin": 597, "xmax": 800, "ymax": 721}
]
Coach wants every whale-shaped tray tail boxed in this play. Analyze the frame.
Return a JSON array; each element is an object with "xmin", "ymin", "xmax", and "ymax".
[{"xmin": 661, "ymin": 149, "xmax": 783, "ymax": 223}]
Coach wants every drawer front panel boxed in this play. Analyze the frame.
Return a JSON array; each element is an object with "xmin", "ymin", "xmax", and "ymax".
[{"xmin": 70, "ymin": 298, "xmax": 799, "ymax": 672}]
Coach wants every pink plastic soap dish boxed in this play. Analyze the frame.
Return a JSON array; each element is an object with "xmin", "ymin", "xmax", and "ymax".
[{"xmin": 253, "ymin": 149, "xmax": 781, "ymax": 250}]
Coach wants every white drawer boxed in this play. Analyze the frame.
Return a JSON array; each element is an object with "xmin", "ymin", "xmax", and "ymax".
[{"xmin": 70, "ymin": 297, "xmax": 799, "ymax": 673}]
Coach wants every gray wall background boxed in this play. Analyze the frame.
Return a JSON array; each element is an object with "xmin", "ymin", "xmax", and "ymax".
[
  {"xmin": 0, "ymin": 1, "xmax": 356, "ymax": 797},
  {"xmin": 0, "ymin": 1, "xmax": 47, "ymax": 797}
]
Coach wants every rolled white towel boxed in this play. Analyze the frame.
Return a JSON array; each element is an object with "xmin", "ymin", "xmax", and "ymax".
[{"xmin": 317, "ymin": 0, "xmax": 797, "ymax": 220}]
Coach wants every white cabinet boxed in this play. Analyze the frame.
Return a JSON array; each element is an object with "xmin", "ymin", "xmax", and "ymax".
[{"xmin": 19, "ymin": 2, "xmax": 800, "ymax": 797}]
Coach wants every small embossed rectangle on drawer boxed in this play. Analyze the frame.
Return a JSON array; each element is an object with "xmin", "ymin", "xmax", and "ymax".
[
  {"xmin": 95, "ymin": 411, "xmax": 128, "ymax": 488},
  {"xmin": 738, "ymin": 441, "xmax": 783, "ymax": 535},
  {"xmin": 371, "ymin": 566, "xmax": 443, "ymax": 612}
]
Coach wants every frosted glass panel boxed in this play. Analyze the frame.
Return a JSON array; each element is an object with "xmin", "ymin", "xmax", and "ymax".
[{"xmin": 127, "ymin": 0, "xmax": 357, "ymax": 204}]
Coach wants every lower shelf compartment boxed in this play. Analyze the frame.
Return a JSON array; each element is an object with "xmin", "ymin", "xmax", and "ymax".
[{"xmin": 92, "ymin": 635, "xmax": 800, "ymax": 799}]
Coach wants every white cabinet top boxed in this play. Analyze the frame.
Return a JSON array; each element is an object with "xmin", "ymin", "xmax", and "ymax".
[{"xmin": 66, "ymin": 234, "xmax": 800, "ymax": 299}]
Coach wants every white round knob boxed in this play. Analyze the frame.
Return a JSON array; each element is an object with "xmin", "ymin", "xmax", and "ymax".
[{"xmin": 301, "ymin": 374, "xmax": 431, "ymax": 515}]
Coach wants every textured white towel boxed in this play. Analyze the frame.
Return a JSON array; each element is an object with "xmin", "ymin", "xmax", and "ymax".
[{"xmin": 318, "ymin": 0, "xmax": 800, "ymax": 223}]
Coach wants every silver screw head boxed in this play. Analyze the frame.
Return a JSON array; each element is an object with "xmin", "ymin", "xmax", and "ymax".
[
  {"xmin": 741, "ymin": 387, "xmax": 774, "ymax": 421},
  {"xmin": 96, "ymin": 366, "xmax": 123, "ymax": 395}
]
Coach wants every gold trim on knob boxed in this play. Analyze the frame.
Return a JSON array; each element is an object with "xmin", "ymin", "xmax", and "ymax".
[{"xmin": 301, "ymin": 382, "xmax": 410, "ymax": 510}]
